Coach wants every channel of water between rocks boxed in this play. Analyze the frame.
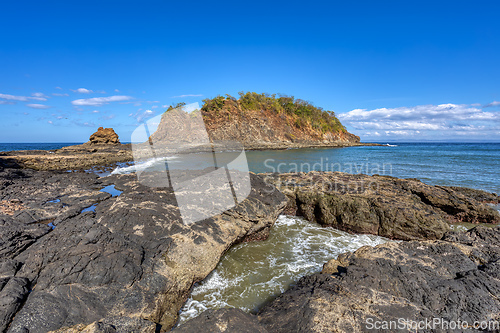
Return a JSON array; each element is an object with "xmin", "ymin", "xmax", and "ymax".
[{"xmin": 177, "ymin": 215, "xmax": 392, "ymax": 325}]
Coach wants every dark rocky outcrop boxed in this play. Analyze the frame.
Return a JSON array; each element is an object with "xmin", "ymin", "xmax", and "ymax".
[
  {"xmin": 257, "ymin": 226, "xmax": 500, "ymax": 332},
  {"xmin": 263, "ymin": 172, "xmax": 500, "ymax": 240},
  {"xmin": 0, "ymin": 168, "xmax": 287, "ymax": 332},
  {"xmin": 87, "ymin": 127, "xmax": 120, "ymax": 145}
]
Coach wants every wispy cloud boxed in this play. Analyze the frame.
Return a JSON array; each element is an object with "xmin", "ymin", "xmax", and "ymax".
[
  {"xmin": 484, "ymin": 101, "xmax": 500, "ymax": 108},
  {"xmin": 72, "ymin": 120, "xmax": 96, "ymax": 127},
  {"xmin": 171, "ymin": 94, "xmax": 203, "ymax": 98},
  {"xmin": 31, "ymin": 92, "xmax": 48, "ymax": 101},
  {"xmin": 71, "ymin": 95, "xmax": 133, "ymax": 106},
  {"xmin": 71, "ymin": 88, "xmax": 94, "ymax": 94},
  {"xmin": 129, "ymin": 109, "xmax": 155, "ymax": 122},
  {"xmin": 0, "ymin": 100, "xmax": 15, "ymax": 105},
  {"xmin": 0, "ymin": 93, "xmax": 29, "ymax": 101},
  {"xmin": 52, "ymin": 93, "xmax": 69, "ymax": 97},
  {"xmin": 100, "ymin": 114, "xmax": 116, "ymax": 120},
  {"xmin": 0, "ymin": 92, "xmax": 48, "ymax": 102},
  {"xmin": 27, "ymin": 103, "xmax": 51, "ymax": 109},
  {"xmin": 338, "ymin": 102, "xmax": 500, "ymax": 140}
]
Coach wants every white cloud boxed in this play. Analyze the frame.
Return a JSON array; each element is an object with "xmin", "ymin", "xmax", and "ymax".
[
  {"xmin": 0, "ymin": 93, "xmax": 29, "ymax": 101},
  {"xmin": 27, "ymin": 103, "xmax": 51, "ymax": 109},
  {"xmin": 129, "ymin": 109, "xmax": 155, "ymax": 123},
  {"xmin": 485, "ymin": 101, "xmax": 500, "ymax": 108},
  {"xmin": 92, "ymin": 110, "xmax": 100, "ymax": 113},
  {"xmin": 171, "ymin": 94, "xmax": 203, "ymax": 98},
  {"xmin": 71, "ymin": 95, "xmax": 133, "ymax": 106},
  {"xmin": 338, "ymin": 102, "xmax": 500, "ymax": 140},
  {"xmin": 31, "ymin": 92, "xmax": 48, "ymax": 101},
  {"xmin": 55, "ymin": 86, "xmax": 63, "ymax": 90},
  {"xmin": 1, "ymin": 92, "xmax": 49, "ymax": 102},
  {"xmin": 0, "ymin": 100, "xmax": 15, "ymax": 105},
  {"xmin": 114, "ymin": 89, "xmax": 120, "ymax": 92},
  {"xmin": 71, "ymin": 88, "xmax": 93, "ymax": 94},
  {"xmin": 52, "ymin": 93, "xmax": 69, "ymax": 97}
]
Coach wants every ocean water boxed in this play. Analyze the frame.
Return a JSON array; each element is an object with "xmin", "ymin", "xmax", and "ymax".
[
  {"xmin": 0, "ymin": 143, "xmax": 82, "ymax": 152},
  {"xmin": 172, "ymin": 142, "xmax": 500, "ymax": 325},
  {"xmin": 178, "ymin": 216, "xmax": 391, "ymax": 325},
  {"xmin": 244, "ymin": 142, "xmax": 500, "ymax": 194},
  {"xmin": 111, "ymin": 142, "xmax": 500, "ymax": 194}
]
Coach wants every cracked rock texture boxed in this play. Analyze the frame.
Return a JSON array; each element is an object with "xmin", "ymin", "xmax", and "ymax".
[
  {"xmin": 0, "ymin": 168, "xmax": 287, "ymax": 332},
  {"xmin": 263, "ymin": 172, "xmax": 500, "ymax": 240}
]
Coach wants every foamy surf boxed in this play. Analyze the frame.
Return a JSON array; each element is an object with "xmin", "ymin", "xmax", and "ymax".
[
  {"xmin": 178, "ymin": 215, "xmax": 391, "ymax": 325},
  {"xmin": 110, "ymin": 156, "xmax": 178, "ymax": 175}
]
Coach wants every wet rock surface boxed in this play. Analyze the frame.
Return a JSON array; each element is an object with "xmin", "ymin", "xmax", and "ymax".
[
  {"xmin": 0, "ymin": 168, "xmax": 287, "ymax": 332},
  {"xmin": 263, "ymin": 172, "xmax": 500, "ymax": 240},
  {"xmin": 257, "ymin": 226, "xmax": 500, "ymax": 332}
]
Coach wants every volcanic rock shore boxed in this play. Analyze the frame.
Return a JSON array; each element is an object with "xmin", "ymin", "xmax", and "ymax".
[
  {"xmin": 0, "ymin": 166, "xmax": 499, "ymax": 332},
  {"xmin": 263, "ymin": 171, "xmax": 500, "ymax": 240},
  {"xmin": 0, "ymin": 167, "xmax": 287, "ymax": 332}
]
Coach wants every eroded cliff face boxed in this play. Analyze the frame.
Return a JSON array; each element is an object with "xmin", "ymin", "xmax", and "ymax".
[
  {"xmin": 150, "ymin": 99, "xmax": 360, "ymax": 150},
  {"xmin": 202, "ymin": 103, "xmax": 360, "ymax": 146}
]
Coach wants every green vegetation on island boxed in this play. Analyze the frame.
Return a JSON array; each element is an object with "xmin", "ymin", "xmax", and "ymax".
[{"xmin": 199, "ymin": 92, "xmax": 346, "ymax": 134}]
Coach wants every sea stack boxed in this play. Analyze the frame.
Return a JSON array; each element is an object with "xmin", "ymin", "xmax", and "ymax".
[{"xmin": 87, "ymin": 127, "xmax": 120, "ymax": 145}]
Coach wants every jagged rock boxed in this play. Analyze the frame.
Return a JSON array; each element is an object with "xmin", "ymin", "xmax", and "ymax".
[
  {"xmin": 87, "ymin": 127, "xmax": 120, "ymax": 145},
  {"xmin": 0, "ymin": 168, "xmax": 287, "ymax": 332},
  {"xmin": 257, "ymin": 226, "xmax": 500, "ymax": 332},
  {"xmin": 263, "ymin": 172, "xmax": 500, "ymax": 240},
  {"xmin": 171, "ymin": 308, "xmax": 268, "ymax": 333}
]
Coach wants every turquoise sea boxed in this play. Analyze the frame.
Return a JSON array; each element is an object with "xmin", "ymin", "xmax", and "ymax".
[
  {"xmin": 2, "ymin": 142, "xmax": 499, "ymax": 194},
  {"xmin": 245, "ymin": 142, "xmax": 500, "ymax": 194}
]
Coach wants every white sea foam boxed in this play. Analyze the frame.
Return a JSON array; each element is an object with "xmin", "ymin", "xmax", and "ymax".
[
  {"xmin": 110, "ymin": 156, "xmax": 178, "ymax": 175},
  {"xmin": 178, "ymin": 215, "xmax": 391, "ymax": 325}
]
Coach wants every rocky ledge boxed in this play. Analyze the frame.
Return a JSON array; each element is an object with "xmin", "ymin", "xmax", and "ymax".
[
  {"xmin": 263, "ymin": 171, "xmax": 500, "ymax": 240},
  {"xmin": 0, "ymin": 168, "xmax": 287, "ymax": 332},
  {"xmin": 0, "ymin": 127, "xmax": 132, "ymax": 171}
]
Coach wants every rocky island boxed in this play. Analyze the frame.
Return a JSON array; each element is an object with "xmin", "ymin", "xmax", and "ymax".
[{"xmin": 0, "ymin": 93, "xmax": 371, "ymax": 171}]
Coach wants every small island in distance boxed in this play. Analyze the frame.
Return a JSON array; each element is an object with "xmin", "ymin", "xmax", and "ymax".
[{"xmin": 0, "ymin": 92, "xmax": 379, "ymax": 171}]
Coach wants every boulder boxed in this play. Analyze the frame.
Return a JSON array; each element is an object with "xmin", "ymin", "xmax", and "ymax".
[{"xmin": 88, "ymin": 127, "xmax": 120, "ymax": 145}]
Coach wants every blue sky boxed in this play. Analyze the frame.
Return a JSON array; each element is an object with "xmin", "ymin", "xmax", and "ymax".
[{"xmin": 1, "ymin": 0, "xmax": 499, "ymax": 142}]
